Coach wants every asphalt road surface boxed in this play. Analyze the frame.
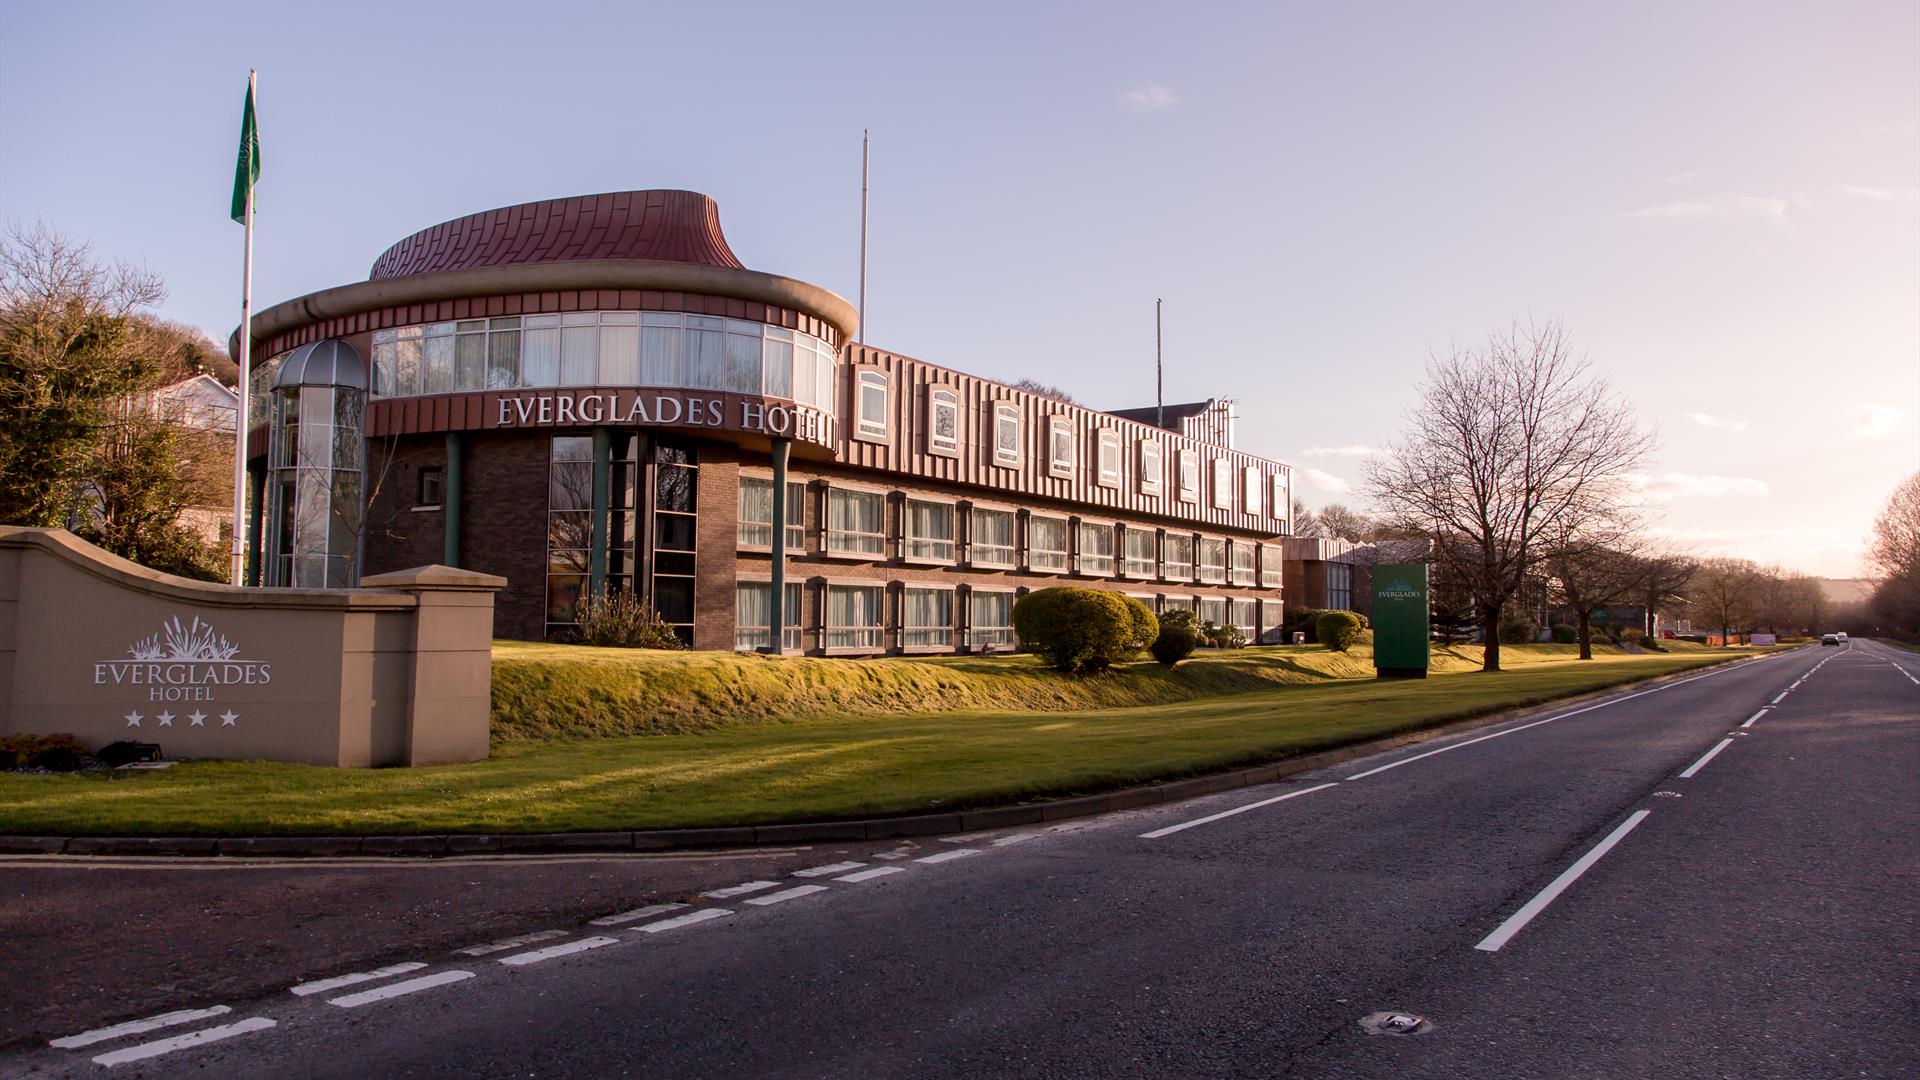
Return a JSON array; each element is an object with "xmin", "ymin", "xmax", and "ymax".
[{"xmin": 6, "ymin": 640, "xmax": 1915, "ymax": 1078}]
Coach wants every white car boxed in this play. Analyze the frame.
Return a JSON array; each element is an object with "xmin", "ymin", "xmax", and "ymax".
[{"xmin": 1835, "ymin": 631, "xmax": 1849, "ymax": 643}]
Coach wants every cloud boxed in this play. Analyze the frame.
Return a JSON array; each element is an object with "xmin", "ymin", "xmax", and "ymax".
[
  {"xmin": 1657, "ymin": 169, "xmax": 1714, "ymax": 185},
  {"xmin": 1625, "ymin": 473, "xmax": 1770, "ymax": 501},
  {"xmin": 1623, "ymin": 194, "xmax": 1789, "ymax": 221},
  {"xmin": 1685, "ymin": 412, "xmax": 1748, "ymax": 433},
  {"xmin": 1648, "ymin": 524, "xmax": 1865, "ymax": 577},
  {"xmin": 1849, "ymin": 404, "xmax": 1902, "ymax": 442},
  {"xmin": 1300, "ymin": 445, "xmax": 1387, "ymax": 458},
  {"xmin": 1296, "ymin": 467, "xmax": 1351, "ymax": 494},
  {"xmin": 1119, "ymin": 83, "xmax": 1177, "ymax": 112},
  {"xmin": 1838, "ymin": 184, "xmax": 1920, "ymax": 203}
]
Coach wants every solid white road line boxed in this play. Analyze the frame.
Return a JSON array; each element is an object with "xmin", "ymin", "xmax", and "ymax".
[
  {"xmin": 590, "ymin": 903, "xmax": 688, "ymax": 926},
  {"xmin": 991, "ymin": 832, "xmax": 1040, "ymax": 847},
  {"xmin": 704, "ymin": 880, "xmax": 780, "ymax": 899},
  {"xmin": 290, "ymin": 962, "xmax": 427, "ymax": 997},
  {"xmin": 914, "ymin": 848, "xmax": 979, "ymax": 864},
  {"xmin": 326, "ymin": 970, "xmax": 475, "ymax": 1008},
  {"xmin": 456, "ymin": 929, "xmax": 568, "ymax": 956},
  {"xmin": 633, "ymin": 908, "xmax": 733, "ymax": 933},
  {"xmin": 1770, "ymin": 691, "xmax": 1790, "ymax": 705},
  {"xmin": 1139, "ymin": 783, "xmax": 1339, "ymax": 840},
  {"xmin": 793, "ymin": 861, "xmax": 865, "ymax": 877},
  {"xmin": 1679, "ymin": 738, "xmax": 1736, "ymax": 779},
  {"xmin": 499, "ymin": 936, "xmax": 619, "ymax": 966},
  {"xmin": 744, "ymin": 884, "xmax": 829, "ymax": 906},
  {"xmin": 1346, "ymin": 662, "xmax": 1760, "ymax": 781},
  {"xmin": 51, "ymin": 1006, "xmax": 233, "ymax": 1049},
  {"xmin": 1741, "ymin": 708, "xmax": 1769, "ymax": 729},
  {"xmin": 835, "ymin": 866, "xmax": 906, "ymax": 883},
  {"xmin": 90, "ymin": 1017, "xmax": 277, "ymax": 1068},
  {"xmin": 1475, "ymin": 810, "xmax": 1652, "ymax": 953}
]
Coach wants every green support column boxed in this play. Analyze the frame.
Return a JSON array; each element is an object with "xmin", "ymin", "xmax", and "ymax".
[
  {"xmin": 589, "ymin": 427, "xmax": 611, "ymax": 597},
  {"xmin": 245, "ymin": 463, "xmax": 265, "ymax": 587},
  {"xmin": 443, "ymin": 432, "xmax": 463, "ymax": 569},
  {"xmin": 766, "ymin": 438, "xmax": 791, "ymax": 653}
]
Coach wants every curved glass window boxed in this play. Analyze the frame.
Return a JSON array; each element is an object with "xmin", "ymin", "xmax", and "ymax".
[{"xmin": 366, "ymin": 312, "xmax": 838, "ymax": 409}]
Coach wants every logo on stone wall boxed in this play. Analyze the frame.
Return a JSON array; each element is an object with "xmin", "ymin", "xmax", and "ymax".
[{"xmin": 92, "ymin": 615, "xmax": 270, "ymax": 726}]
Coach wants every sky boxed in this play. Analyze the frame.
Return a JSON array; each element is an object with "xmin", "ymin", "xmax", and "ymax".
[{"xmin": 2, "ymin": 0, "xmax": 1915, "ymax": 578}]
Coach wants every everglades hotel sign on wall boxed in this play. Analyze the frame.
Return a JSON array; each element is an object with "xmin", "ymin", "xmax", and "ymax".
[
  {"xmin": 372, "ymin": 388, "xmax": 836, "ymax": 448},
  {"xmin": 93, "ymin": 616, "xmax": 270, "ymax": 729}
]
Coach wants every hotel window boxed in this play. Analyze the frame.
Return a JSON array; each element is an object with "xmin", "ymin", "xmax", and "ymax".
[
  {"xmin": 1262, "ymin": 599, "xmax": 1285, "ymax": 643},
  {"xmin": 1230, "ymin": 542, "xmax": 1256, "ymax": 586},
  {"xmin": 651, "ymin": 442, "xmax": 699, "ymax": 646},
  {"xmin": 969, "ymin": 589, "xmax": 1015, "ymax": 650},
  {"xmin": 735, "ymin": 581, "xmax": 801, "ymax": 652},
  {"xmin": 545, "ymin": 436, "xmax": 594, "ymax": 635},
  {"xmin": 1047, "ymin": 417, "xmax": 1074, "ymax": 479},
  {"xmin": 856, "ymin": 369, "xmax": 890, "ymax": 441},
  {"xmin": 928, "ymin": 388, "xmax": 960, "ymax": 455},
  {"xmin": 1231, "ymin": 599, "xmax": 1258, "ymax": 640},
  {"xmin": 1123, "ymin": 528, "xmax": 1157, "ymax": 578},
  {"xmin": 455, "ymin": 320, "xmax": 487, "ymax": 391},
  {"xmin": 683, "ymin": 315, "xmax": 727, "ymax": 391},
  {"xmin": 640, "ymin": 313, "xmax": 684, "ymax": 386},
  {"xmin": 738, "ymin": 476, "xmax": 806, "ymax": 550},
  {"xmin": 1271, "ymin": 473, "xmax": 1289, "ymax": 527},
  {"xmin": 1328, "ymin": 562, "xmax": 1354, "ymax": 611},
  {"xmin": 762, "ymin": 326, "xmax": 793, "ymax": 399},
  {"xmin": 1163, "ymin": 533, "xmax": 1194, "ymax": 582},
  {"xmin": 1096, "ymin": 430, "xmax": 1121, "ymax": 488},
  {"xmin": 486, "ymin": 317, "xmax": 521, "ymax": 388},
  {"xmin": 825, "ymin": 583, "xmax": 884, "ymax": 650},
  {"xmin": 1027, "ymin": 515, "xmax": 1070, "ymax": 572},
  {"xmin": 1200, "ymin": 597, "xmax": 1228, "ymax": 629},
  {"xmin": 559, "ymin": 312, "xmax": 599, "ymax": 386},
  {"xmin": 1243, "ymin": 467, "xmax": 1262, "ymax": 516},
  {"xmin": 1211, "ymin": 459, "xmax": 1232, "ymax": 510},
  {"xmin": 421, "ymin": 322, "xmax": 455, "ymax": 395},
  {"xmin": 521, "ymin": 315, "xmax": 560, "ymax": 387},
  {"xmin": 826, "ymin": 487, "xmax": 886, "ymax": 557},
  {"xmin": 969, "ymin": 506, "xmax": 1016, "ymax": 568},
  {"xmin": 1198, "ymin": 538, "xmax": 1227, "ymax": 584},
  {"xmin": 1139, "ymin": 441, "xmax": 1163, "ymax": 495},
  {"xmin": 1162, "ymin": 594, "xmax": 1196, "ymax": 614},
  {"xmin": 1076, "ymin": 522, "xmax": 1115, "ymax": 576},
  {"xmin": 1260, "ymin": 543, "xmax": 1283, "ymax": 588},
  {"xmin": 900, "ymin": 586, "xmax": 955, "ymax": 648},
  {"xmin": 904, "ymin": 499, "xmax": 956, "ymax": 562},
  {"xmin": 415, "ymin": 466, "xmax": 443, "ymax": 509},
  {"xmin": 1177, "ymin": 449, "xmax": 1200, "ymax": 503},
  {"xmin": 993, "ymin": 404, "xmax": 1021, "ymax": 467}
]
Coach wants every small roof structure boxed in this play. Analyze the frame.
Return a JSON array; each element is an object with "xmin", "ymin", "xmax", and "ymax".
[{"xmin": 270, "ymin": 339, "xmax": 368, "ymax": 391}]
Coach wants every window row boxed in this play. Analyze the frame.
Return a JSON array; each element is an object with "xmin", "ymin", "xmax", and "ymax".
[
  {"xmin": 850, "ymin": 368, "xmax": 1289, "ymax": 522},
  {"xmin": 365, "ymin": 312, "xmax": 838, "ymax": 407},
  {"xmin": 734, "ymin": 581, "xmax": 1286, "ymax": 653},
  {"xmin": 736, "ymin": 477, "xmax": 1286, "ymax": 587}
]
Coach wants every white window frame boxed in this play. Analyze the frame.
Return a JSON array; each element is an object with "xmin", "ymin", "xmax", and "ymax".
[
  {"xmin": 855, "ymin": 368, "xmax": 890, "ymax": 442},
  {"xmin": 1230, "ymin": 541, "xmax": 1256, "ymax": 586},
  {"xmin": 928, "ymin": 387, "xmax": 960, "ymax": 456},
  {"xmin": 734, "ymin": 579, "xmax": 802, "ymax": 652},
  {"xmin": 1198, "ymin": 537, "xmax": 1227, "ymax": 584},
  {"xmin": 1163, "ymin": 533, "xmax": 1194, "ymax": 582},
  {"xmin": 1075, "ymin": 521, "xmax": 1115, "ymax": 577},
  {"xmin": 1096, "ymin": 430, "xmax": 1121, "ymax": 488},
  {"xmin": 1139, "ymin": 441, "xmax": 1163, "ymax": 495},
  {"xmin": 1027, "ymin": 514, "xmax": 1070, "ymax": 573},
  {"xmin": 1260, "ymin": 543, "xmax": 1283, "ymax": 588},
  {"xmin": 902, "ymin": 497, "xmax": 957, "ymax": 564},
  {"xmin": 1271, "ymin": 473, "xmax": 1289, "ymax": 526},
  {"xmin": 968, "ymin": 505, "xmax": 1017, "ymax": 569},
  {"xmin": 1242, "ymin": 466, "xmax": 1262, "ymax": 516},
  {"xmin": 1211, "ymin": 459, "xmax": 1233, "ymax": 510},
  {"xmin": 967, "ymin": 586, "xmax": 1017, "ymax": 651},
  {"xmin": 1047, "ymin": 416, "xmax": 1074, "ymax": 479},
  {"xmin": 737, "ymin": 473, "xmax": 806, "ymax": 552},
  {"xmin": 825, "ymin": 485, "xmax": 887, "ymax": 558},
  {"xmin": 992, "ymin": 403, "xmax": 1021, "ymax": 468},
  {"xmin": 899, "ymin": 584, "xmax": 957, "ymax": 650},
  {"xmin": 1122, "ymin": 528, "xmax": 1157, "ymax": 579},
  {"xmin": 823, "ymin": 581, "xmax": 885, "ymax": 652},
  {"xmin": 1177, "ymin": 449, "xmax": 1200, "ymax": 504}
]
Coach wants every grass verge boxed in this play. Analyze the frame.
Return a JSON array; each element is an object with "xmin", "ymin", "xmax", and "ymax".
[{"xmin": 0, "ymin": 642, "xmax": 1777, "ymax": 837}]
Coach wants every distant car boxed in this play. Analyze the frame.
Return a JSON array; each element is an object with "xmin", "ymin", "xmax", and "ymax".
[
  {"xmin": 1821, "ymin": 634, "xmax": 1840, "ymax": 646},
  {"xmin": 1836, "ymin": 632, "xmax": 1849, "ymax": 643}
]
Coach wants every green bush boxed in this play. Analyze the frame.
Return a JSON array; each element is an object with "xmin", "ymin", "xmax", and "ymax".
[
  {"xmin": 1198, "ymin": 621, "xmax": 1246, "ymax": 649},
  {"xmin": 1150, "ymin": 621, "xmax": 1199, "ymax": 666},
  {"xmin": 1014, "ymin": 587, "xmax": 1158, "ymax": 674},
  {"xmin": 1550, "ymin": 624, "xmax": 1578, "ymax": 644},
  {"xmin": 573, "ymin": 590, "xmax": 685, "ymax": 649},
  {"xmin": 1287, "ymin": 607, "xmax": 1329, "ymax": 643},
  {"xmin": 1316, "ymin": 610, "xmax": 1365, "ymax": 652},
  {"xmin": 0, "ymin": 733, "xmax": 84, "ymax": 771},
  {"xmin": 1498, "ymin": 611, "xmax": 1541, "ymax": 645}
]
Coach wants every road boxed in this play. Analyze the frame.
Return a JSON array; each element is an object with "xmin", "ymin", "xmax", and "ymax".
[{"xmin": 5, "ymin": 640, "xmax": 1916, "ymax": 1078}]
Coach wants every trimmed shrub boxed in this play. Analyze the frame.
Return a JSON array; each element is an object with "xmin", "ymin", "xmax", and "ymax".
[
  {"xmin": 1316, "ymin": 610, "xmax": 1365, "ymax": 652},
  {"xmin": 1150, "ymin": 621, "xmax": 1199, "ymax": 666},
  {"xmin": 1620, "ymin": 627, "xmax": 1646, "ymax": 644},
  {"xmin": 1498, "ymin": 611, "xmax": 1540, "ymax": 645},
  {"xmin": 1287, "ymin": 607, "xmax": 1329, "ymax": 643},
  {"xmin": 1014, "ymin": 587, "xmax": 1158, "ymax": 674},
  {"xmin": 574, "ymin": 590, "xmax": 685, "ymax": 649},
  {"xmin": 0, "ymin": 733, "xmax": 84, "ymax": 771},
  {"xmin": 1550, "ymin": 624, "xmax": 1578, "ymax": 644},
  {"xmin": 1198, "ymin": 621, "xmax": 1246, "ymax": 649}
]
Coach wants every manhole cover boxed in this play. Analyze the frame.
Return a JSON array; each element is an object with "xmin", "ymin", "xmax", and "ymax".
[{"xmin": 1359, "ymin": 1011, "xmax": 1434, "ymax": 1036}]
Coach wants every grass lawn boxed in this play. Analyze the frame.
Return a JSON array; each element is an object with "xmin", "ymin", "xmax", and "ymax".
[{"xmin": 0, "ymin": 642, "xmax": 1773, "ymax": 837}]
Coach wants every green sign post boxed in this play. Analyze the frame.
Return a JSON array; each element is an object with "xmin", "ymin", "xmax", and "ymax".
[{"xmin": 1372, "ymin": 563, "xmax": 1430, "ymax": 679}]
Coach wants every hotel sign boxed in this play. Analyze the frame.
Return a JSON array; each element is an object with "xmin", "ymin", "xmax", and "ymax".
[
  {"xmin": 489, "ymin": 389, "xmax": 833, "ymax": 445},
  {"xmin": 92, "ymin": 615, "xmax": 269, "ymax": 728},
  {"xmin": 1372, "ymin": 563, "xmax": 1431, "ymax": 679}
]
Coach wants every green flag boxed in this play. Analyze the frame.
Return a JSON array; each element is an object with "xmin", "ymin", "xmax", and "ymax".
[{"xmin": 230, "ymin": 78, "xmax": 260, "ymax": 223}]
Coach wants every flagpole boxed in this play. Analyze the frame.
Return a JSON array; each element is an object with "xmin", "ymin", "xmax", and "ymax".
[{"xmin": 229, "ymin": 68, "xmax": 256, "ymax": 586}]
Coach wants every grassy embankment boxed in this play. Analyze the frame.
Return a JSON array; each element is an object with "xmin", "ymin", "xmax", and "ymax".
[{"xmin": 0, "ymin": 641, "xmax": 1770, "ymax": 837}]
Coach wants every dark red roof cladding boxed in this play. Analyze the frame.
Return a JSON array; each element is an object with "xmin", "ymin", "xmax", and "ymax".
[{"xmin": 368, "ymin": 190, "xmax": 745, "ymax": 280}]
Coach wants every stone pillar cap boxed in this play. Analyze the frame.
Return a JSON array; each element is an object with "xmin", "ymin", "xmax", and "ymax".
[{"xmin": 359, "ymin": 564, "xmax": 506, "ymax": 592}]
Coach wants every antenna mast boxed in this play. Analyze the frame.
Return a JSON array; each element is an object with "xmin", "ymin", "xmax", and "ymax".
[
  {"xmin": 1155, "ymin": 298, "xmax": 1164, "ymax": 428},
  {"xmin": 858, "ymin": 129, "xmax": 869, "ymax": 345}
]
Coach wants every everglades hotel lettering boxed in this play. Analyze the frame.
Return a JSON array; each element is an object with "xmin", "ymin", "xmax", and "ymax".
[
  {"xmin": 492, "ymin": 390, "xmax": 832, "ymax": 443},
  {"xmin": 92, "ymin": 617, "xmax": 268, "ymax": 728}
]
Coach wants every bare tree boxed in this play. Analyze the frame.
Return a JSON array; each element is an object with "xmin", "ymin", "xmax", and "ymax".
[
  {"xmin": 1011, "ymin": 378, "xmax": 1075, "ymax": 404},
  {"xmin": 1311, "ymin": 503, "xmax": 1377, "ymax": 543},
  {"xmin": 1691, "ymin": 557, "xmax": 1760, "ymax": 646},
  {"xmin": 1363, "ymin": 322, "xmax": 1648, "ymax": 671},
  {"xmin": 1867, "ymin": 471, "xmax": 1920, "ymax": 632},
  {"xmin": 1546, "ymin": 540, "xmax": 1647, "ymax": 659},
  {"xmin": 1635, "ymin": 550, "xmax": 1698, "ymax": 638}
]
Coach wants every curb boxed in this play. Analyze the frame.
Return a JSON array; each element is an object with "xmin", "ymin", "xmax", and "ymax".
[{"xmin": 0, "ymin": 651, "xmax": 1787, "ymax": 860}]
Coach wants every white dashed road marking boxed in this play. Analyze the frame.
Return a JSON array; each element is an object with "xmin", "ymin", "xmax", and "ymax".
[
  {"xmin": 792, "ymin": 861, "xmax": 865, "ymax": 877},
  {"xmin": 1770, "ymin": 691, "xmax": 1790, "ymax": 705},
  {"xmin": 1140, "ymin": 783, "xmax": 1339, "ymax": 839},
  {"xmin": 90, "ymin": 1017, "xmax": 277, "ymax": 1068},
  {"xmin": 704, "ymin": 880, "xmax": 780, "ymax": 899},
  {"xmin": 290, "ymin": 962, "xmax": 427, "ymax": 997},
  {"xmin": 1679, "ymin": 738, "xmax": 1735, "ymax": 779},
  {"xmin": 633, "ymin": 908, "xmax": 734, "ymax": 933},
  {"xmin": 499, "ymin": 936, "xmax": 619, "ymax": 966},
  {"xmin": 1476, "ymin": 810, "xmax": 1652, "ymax": 952},
  {"xmin": 915, "ymin": 848, "xmax": 979, "ymax": 864},
  {"xmin": 1741, "ymin": 708, "xmax": 1769, "ymax": 729},
  {"xmin": 835, "ymin": 866, "xmax": 906, "ymax": 883},
  {"xmin": 457, "ymin": 930, "xmax": 568, "ymax": 956},
  {"xmin": 744, "ymin": 885, "xmax": 829, "ymax": 906},
  {"xmin": 326, "ymin": 970, "xmax": 475, "ymax": 1008},
  {"xmin": 991, "ymin": 832, "xmax": 1040, "ymax": 847},
  {"xmin": 590, "ymin": 903, "xmax": 687, "ymax": 926},
  {"xmin": 51, "ymin": 1006, "xmax": 233, "ymax": 1049}
]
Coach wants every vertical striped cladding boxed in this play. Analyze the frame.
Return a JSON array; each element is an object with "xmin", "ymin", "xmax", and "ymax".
[{"xmin": 837, "ymin": 346, "xmax": 1289, "ymax": 535}]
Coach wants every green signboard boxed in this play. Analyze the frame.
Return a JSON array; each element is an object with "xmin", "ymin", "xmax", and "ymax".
[{"xmin": 1372, "ymin": 563, "xmax": 1430, "ymax": 679}]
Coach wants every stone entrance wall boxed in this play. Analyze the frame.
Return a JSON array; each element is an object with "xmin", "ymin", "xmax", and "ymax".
[{"xmin": 0, "ymin": 528, "xmax": 504, "ymax": 767}]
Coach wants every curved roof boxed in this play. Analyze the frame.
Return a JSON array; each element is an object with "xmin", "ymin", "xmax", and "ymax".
[
  {"xmin": 270, "ymin": 339, "xmax": 368, "ymax": 391},
  {"xmin": 368, "ymin": 190, "xmax": 744, "ymax": 279}
]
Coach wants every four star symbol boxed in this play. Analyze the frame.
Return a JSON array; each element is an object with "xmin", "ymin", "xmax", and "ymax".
[
  {"xmin": 120, "ymin": 709, "xmax": 239, "ymax": 728},
  {"xmin": 123, "ymin": 710, "xmax": 142, "ymax": 727}
]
